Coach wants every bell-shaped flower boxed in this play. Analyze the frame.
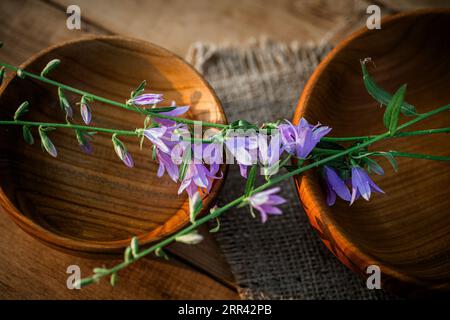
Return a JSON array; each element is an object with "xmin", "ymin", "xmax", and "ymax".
[
  {"xmin": 129, "ymin": 93, "xmax": 163, "ymax": 106},
  {"xmin": 350, "ymin": 166, "xmax": 384, "ymax": 205},
  {"xmin": 322, "ymin": 166, "xmax": 351, "ymax": 206},
  {"xmin": 248, "ymin": 187, "xmax": 286, "ymax": 223},
  {"xmin": 279, "ymin": 119, "xmax": 331, "ymax": 159}
]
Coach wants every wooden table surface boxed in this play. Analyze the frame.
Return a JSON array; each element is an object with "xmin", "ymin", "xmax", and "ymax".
[{"xmin": 0, "ymin": 0, "xmax": 447, "ymax": 300}]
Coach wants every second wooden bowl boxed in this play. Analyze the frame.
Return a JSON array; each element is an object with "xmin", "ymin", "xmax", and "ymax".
[
  {"xmin": 294, "ymin": 9, "xmax": 450, "ymax": 295},
  {"xmin": 0, "ymin": 36, "xmax": 226, "ymax": 255}
]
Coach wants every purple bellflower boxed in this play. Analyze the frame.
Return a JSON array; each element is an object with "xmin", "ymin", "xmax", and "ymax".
[
  {"xmin": 143, "ymin": 127, "xmax": 170, "ymax": 153},
  {"xmin": 203, "ymin": 142, "xmax": 223, "ymax": 176},
  {"xmin": 129, "ymin": 93, "xmax": 163, "ymax": 106},
  {"xmin": 248, "ymin": 187, "xmax": 286, "ymax": 223},
  {"xmin": 323, "ymin": 166, "xmax": 351, "ymax": 206},
  {"xmin": 153, "ymin": 103, "xmax": 190, "ymax": 126},
  {"xmin": 178, "ymin": 161, "xmax": 222, "ymax": 198},
  {"xmin": 350, "ymin": 166, "xmax": 384, "ymax": 205},
  {"xmin": 155, "ymin": 148, "xmax": 179, "ymax": 182},
  {"xmin": 224, "ymin": 134, "xmax": 258, "ymax": 178},
  {"xmin": 279, "ymin": 119, "xmax": 331, "ymax": 159}
]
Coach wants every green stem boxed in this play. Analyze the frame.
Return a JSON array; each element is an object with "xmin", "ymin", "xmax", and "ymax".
[
  {"xmin": 322, "ymin": 126, "xmax": 450, "ymax": 142},
  {"xmin": 147, "ymin": 112, "xmax": 228, "ymax": 129},
  {"xmin": 321, "ymin": 105, "xmax": 450, "ymax": 142},
  {"xmin": 0, "ymin": 61, "xmax": 228, "ymax": 129},
  {"xmin": 0, "ymin": 120, "xmax": 138, "ymax": 136},
  {"xmin": 382, "ymin": 151, "xmax": 450, "ymax": 162}
]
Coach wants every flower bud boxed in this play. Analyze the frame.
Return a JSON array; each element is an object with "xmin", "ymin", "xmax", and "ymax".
[
  {"xmin": 14, "ymin": 101, "xmax": 29, "ymax": 121},
  {"xmin": 175, "ymin": 230, "xmax": 204, "ymax": 245},
  {"xmin": 40, "ymin": 59, "xmax": 60, "ymax": 77},
  {"xmin": 22, "ymin": 126, "xmax": 34, "ymax": 145},
  {"xmin": 39, "ymin": 126, "xmax": 57, "ymax": 158},
  {"xmin": 80, "ymin": 96, "xmax": 92, "ymax": 125},
  {"xmin": 112, "ymin": 135, "xmax": 134, "ymax": 168},
  {"xmin": 58, "ymin": 87, "xmax": 73, "ymax": 118},
  {"xmin": 76, "ymin": 130, "xmax": 93, "ymax": 154}
]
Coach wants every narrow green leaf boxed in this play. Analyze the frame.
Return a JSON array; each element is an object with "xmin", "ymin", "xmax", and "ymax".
[
  {"xmin": 189, "ymin": 192, "xmax": 203, "ymax": 224},
  {"xmin": 40, "ymin": 59, "xmax": 60, "ymax": 77},
  {"xmin": 178, "ymin": 147, "xmax": 192, "ymax": 181},
  {"xmin": 14, "ymin": 101, "xmax": 29, "ymax": 121},
  {"xmin": 155, "ymin": 248, "xmax": 169, "ymax": 260},
  {"xmin": 364, "ymin": 157, "xmax": 384, "ymax": 175},
  {"xmin": 148, "ymin": 106, "xmax": 177, "ymax": 113},
  {"xmin": 110, "ymin": 273, "xmax": 118, "ymax": 287},
  {"xmin": 38, "ymin": 126, "xmax": 57, "ymax": 157},
  {"xmin": 244, "ymin": 165, "xmax": 257, "ymax": 197},
  {"xmin": 0, "ymin": 66, "xmax": 5, "ymax": 86},
  {"xmin": 384, "ymin": 84, "xmax": 407, "ymax": 135},
  {"xmin": 369, "ymin": 151, "xmax": 398, "ymax": 172},
  {"xmin": 209, "ymin": 217, "xmax": 220, "ymax": 233},
  {"xmin": 130, "ymin": 236, "xmax": 139, "ymax": 257},
  {"xmin": 361, "ymin": 60, "xmax": 416, "ymax": 116},
  {"xmin": 22, "ymin": 126, "xmax": 34, "ymax": 145},
  {"xmin": 124, "ymin": 246, "xmax": 132, "ymax": 263},
  {"xmin": 131, "ymin": 80, "xmax": 147, "ymax": 98}
]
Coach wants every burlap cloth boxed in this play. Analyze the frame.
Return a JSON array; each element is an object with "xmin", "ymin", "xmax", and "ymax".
[{"xmin": 186, "ymin": 40, "xmax": 399, "ymax": 300}]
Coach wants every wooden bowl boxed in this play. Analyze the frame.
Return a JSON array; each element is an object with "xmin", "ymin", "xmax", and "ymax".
[
  {"xmin": 0, "ymin": 36, "xmax": 226, "ymax": 256},
  {"xmin": 294, "ymin": 9, "xmax": 450, "ymax": 295}
]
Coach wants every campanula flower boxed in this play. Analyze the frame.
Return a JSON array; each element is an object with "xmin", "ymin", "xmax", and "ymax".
[
  {"xmin": 153, "ymin": 103, "xmax": 190, "ymax": 126},
  {"xmin": 155, "ymin": 148, "xmax": 179, "ymax": 182},
  {"xmin": 224, "ymin": 134, "xmax": 258, "ymax": 178},
  {"xmin": 323, "ymin": 166, "xmax": 351, "ymax": 206},
  {"xmin": 350, "ymin": 166, "xmax": 384, "ymax": 205},
  {"xmin": 129, "ymin": 93, "xmax": 163, "ymax": 106},
  {"xmin": 202, "ymin": 142, "xmax": 223, "ymax": 176},
  {"xmin": 178, "ymin": 161, "xmax": 222, "ymax": 198},
  {"xmin": 143, "ymin": 127, "xmax": 170, "ymax": 153},
  {"xmin": 257, "ymin": 132, "xmax": 282, "ymax": 176},
  {"xmin": 248, "ymin": 187, "xmax": 286, "ymax": 223},
  {"xmin": 279, "ymin": 119, "xmax": 331, "ymax": 159}
]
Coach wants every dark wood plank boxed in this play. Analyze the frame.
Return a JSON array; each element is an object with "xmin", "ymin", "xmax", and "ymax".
[
  {"xmin": 51, "ymin": 0, "xmax": 372, "ymax": 55},
  {"xmin": 0, "ymin": 207, "xmax": 237, "ymax": 299}
]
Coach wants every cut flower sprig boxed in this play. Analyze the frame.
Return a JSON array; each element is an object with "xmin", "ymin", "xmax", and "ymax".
[
  {"xmin": 75, "ymin": 104, "xmax": 450, "ymax": 287},
  {"xmin": 1, "ymin": 49, "xmax": 450, "ymax": 288},
  {"xmin": 1, "ymin": 59, "xmax": 450, "ymax": 143}
]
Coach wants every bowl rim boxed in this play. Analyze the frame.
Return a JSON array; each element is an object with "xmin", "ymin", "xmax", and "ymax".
[
  {"xmin": 0, "ymin": 35, "xmax": 228, "ymax": 254},
  {"xmin": 293, "ymin": 8, "xmax": 450, "ymax": 292}
]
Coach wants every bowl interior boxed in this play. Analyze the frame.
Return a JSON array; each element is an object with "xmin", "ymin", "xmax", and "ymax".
[
  {"xmin": 0, "ymin": 37, "xmax": 225, "ymax": 252},
  {"xmin": 295, "ymin": 11, "xmax": 450, "ymax": 288}
]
